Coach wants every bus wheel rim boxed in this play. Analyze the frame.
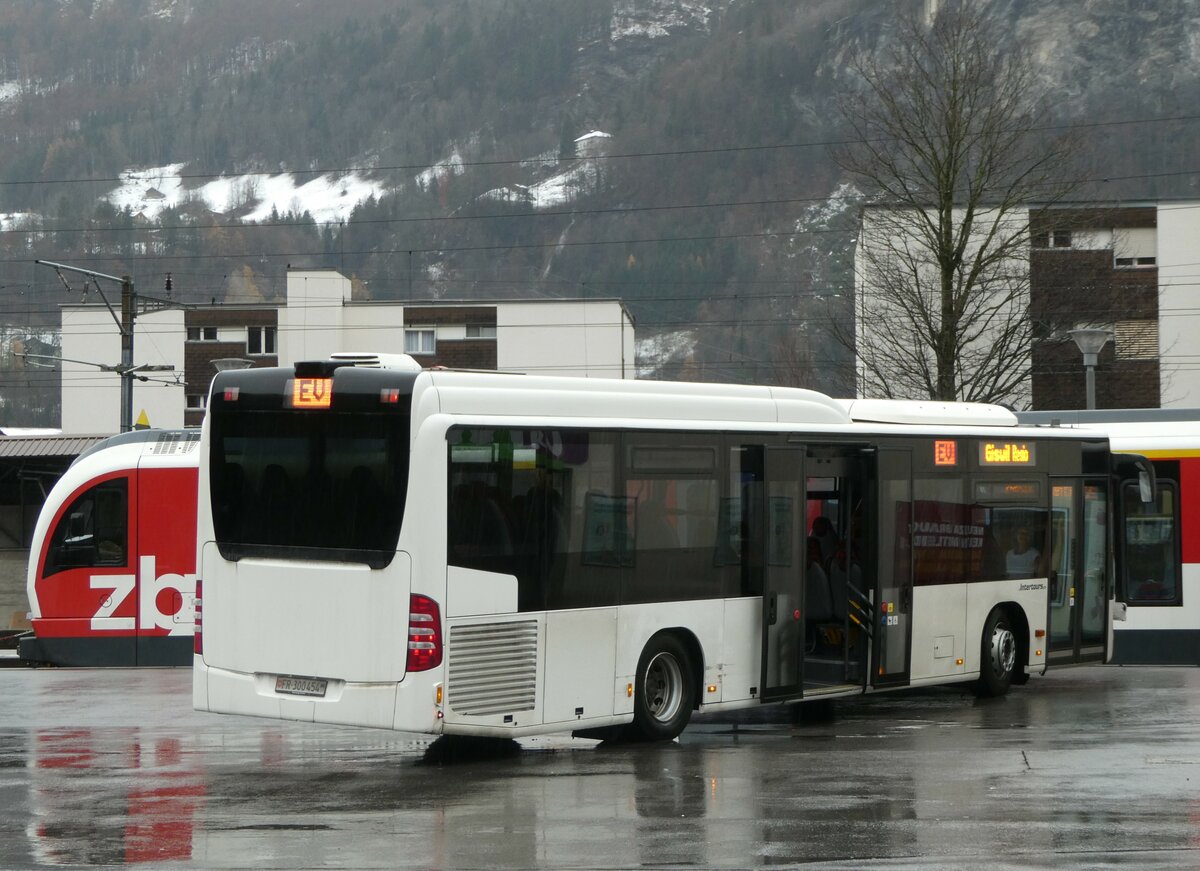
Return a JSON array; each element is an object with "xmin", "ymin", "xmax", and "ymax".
[
  {"xmin": 644, "ymin": 652, "xmax": 683, "ymax": 723},
  {"xmin": 990, "ymin": 625, "xmax": 1016, "ymax": 676}
]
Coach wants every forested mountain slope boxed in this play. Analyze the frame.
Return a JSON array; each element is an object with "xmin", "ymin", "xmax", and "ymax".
[{"xmin": 0, "ymin": 0, "xmax": 1198, "ymax": 422}]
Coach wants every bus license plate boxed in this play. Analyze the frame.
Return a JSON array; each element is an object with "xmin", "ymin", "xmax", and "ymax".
[{"xmin": 275, "ymin": 676, "xmax": 328, "ymax": 698}]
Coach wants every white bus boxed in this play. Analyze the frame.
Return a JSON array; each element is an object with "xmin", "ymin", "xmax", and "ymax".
[{"xmin": 193, "ymin": 355, "xmax": 1140, "ymax": 740}]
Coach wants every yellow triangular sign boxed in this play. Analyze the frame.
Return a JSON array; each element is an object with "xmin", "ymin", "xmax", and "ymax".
[{"xmin": 134, "ymin": 409, "xmax": 150, "ymax": 429}]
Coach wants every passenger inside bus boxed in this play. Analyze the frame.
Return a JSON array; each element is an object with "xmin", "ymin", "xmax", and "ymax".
[
  {"xmin": 1005, "ymin": 524, "xmax": 1040, "ymax": 578},
  {"xmin": 810, "ymin": 516, "xmax": 838, "ymax": 566}
]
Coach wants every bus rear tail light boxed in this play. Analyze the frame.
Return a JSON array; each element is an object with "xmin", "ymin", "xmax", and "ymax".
[
  {"xmin": 193, "ymin": 579, "xmax": 203, "ymax": 656},
  {"xmin": 407, "ymin": 594, "xmax": 443, "ymax": 672}
]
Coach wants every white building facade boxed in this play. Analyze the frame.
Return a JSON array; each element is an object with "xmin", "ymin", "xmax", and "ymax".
[
  {"xmin": 856, "ymin": 200, "xmax": 1200, "ymax": 410},
  {"xmin": 60, "ymin": 268, "xmax": 635, "ymax": 435}
]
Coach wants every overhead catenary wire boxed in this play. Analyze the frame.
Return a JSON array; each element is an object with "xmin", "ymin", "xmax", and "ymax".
[
  {"xmin": 6, "ymin": 164, "xmax": 1200, "ymax": 241},
  {"xmin": 4, "ymin": 109, "xmax": 1200, "ymax": 189}
]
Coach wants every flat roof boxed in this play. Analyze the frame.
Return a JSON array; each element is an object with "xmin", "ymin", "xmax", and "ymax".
[{"xmin": 0, "ymin": 434, "xmax": 110, "ymax": 459}]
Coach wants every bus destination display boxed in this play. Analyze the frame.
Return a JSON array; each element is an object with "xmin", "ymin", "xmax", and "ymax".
[
  {"xmin": 289, "ymin": 378, "xmax": 332, "ymax": 409},
  {"xmin": 979, "ymin": 441, "xmax": 1035, "ymax": 465}
]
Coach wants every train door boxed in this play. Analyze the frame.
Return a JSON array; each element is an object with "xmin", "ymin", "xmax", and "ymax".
[{"xmin": 1047, "ymin": 478, "xmax": 1109, "ymax": 663}]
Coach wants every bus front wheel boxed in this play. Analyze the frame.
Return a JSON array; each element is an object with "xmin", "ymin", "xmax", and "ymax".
[
  {"xmin": 976, "ymin": 609, "xmax": 1017, "ymax": 698},
  {"xmin": 631, "ymin": 634, "xmax": 695, "ymax": 740}
]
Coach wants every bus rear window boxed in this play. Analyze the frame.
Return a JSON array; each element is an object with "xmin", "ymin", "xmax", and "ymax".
[{"xmin": 209, "ymin": 410, "xmax": 409, "ymax": 568}]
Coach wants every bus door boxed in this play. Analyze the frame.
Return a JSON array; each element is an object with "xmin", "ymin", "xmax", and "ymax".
[
  {"xmin": 760, "ymin": 447, "xmax": 806, "ymax": 701},
  {"xmin": 1047, "ymin": 478, "xmax": 1109, "ymax": 663},
  {"xmin": 760, "ymin": 445, "xmax": 880, "ymax": 701},
  {"xmin": 870, "ymin": 448, "xmax": 913, "ymax": 687},
  {"xmin": 801, "ymin": 446, "xmax": 872, "ymax": 693}
]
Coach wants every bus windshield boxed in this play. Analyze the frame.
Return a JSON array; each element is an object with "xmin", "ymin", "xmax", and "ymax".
[{"xmin": 209, "ymin": 409, "xmax": 409, "ymax": 568}]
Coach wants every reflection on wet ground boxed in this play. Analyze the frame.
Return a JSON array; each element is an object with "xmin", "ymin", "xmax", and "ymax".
[{"xmin": 0, "ymin": 666, "xmax": 1197, "ymax": 868}]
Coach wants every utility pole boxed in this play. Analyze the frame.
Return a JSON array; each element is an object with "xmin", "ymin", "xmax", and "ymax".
[
  {"xmin": 36, "ymin": 259, "xmax": 175, "ymax": 433},
  {"xmin": 119, "ymin": 273, "xmax": 134, "ymax": 432}
]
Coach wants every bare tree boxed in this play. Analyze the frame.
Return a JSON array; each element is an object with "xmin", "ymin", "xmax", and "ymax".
[{"xmin": 835, "ymin": 1, "xmax": 1082, "ymax": 405}]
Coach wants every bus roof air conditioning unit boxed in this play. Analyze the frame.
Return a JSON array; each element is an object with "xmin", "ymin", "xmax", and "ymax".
[{"xmin": 329, "ymin": 352, "xmax": 423, "ymax": 371}]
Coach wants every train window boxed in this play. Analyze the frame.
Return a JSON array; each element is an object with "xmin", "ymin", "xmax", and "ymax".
[
  {"xmin": 43, "ymin": 478, "xmax": 129, "ymax": 577},
  {"xmin": 1122, "ymin": 481, "xmax": 1181, "ymax": 606}
]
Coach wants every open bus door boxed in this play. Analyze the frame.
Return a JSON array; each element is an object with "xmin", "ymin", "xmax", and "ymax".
[
  {"xmin": 760, "ymin": 445, "xmax": 878, "ymax": 703},
  {"xmin": 1047, "ymin": 477, "xmax": 1110, "ymax": 664},
  {"xmin": 871, "ymin": 448, "xmax": 912, "ymax": 688},
  {"xmin": 760, "ymin": 447, "xmax": 806, "ymax": 702}
]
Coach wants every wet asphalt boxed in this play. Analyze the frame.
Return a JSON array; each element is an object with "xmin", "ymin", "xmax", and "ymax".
[{"xmin": 0, "ymin": 664, "xmax": 1197, "ymax": 870}]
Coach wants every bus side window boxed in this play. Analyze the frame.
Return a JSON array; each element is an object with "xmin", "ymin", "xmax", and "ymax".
[
  {"xmin": 1122, "ymin": 480, "xmax": 1180, "ymax": 605},
  {"xmin": 44, "ymin": 478, "xmax": 129, "ymax": 576}
]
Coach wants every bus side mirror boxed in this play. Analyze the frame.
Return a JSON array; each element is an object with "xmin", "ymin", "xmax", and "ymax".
[{"xmin": 1139, "ymin": 470, "xmax": 1153, "ymax": 505}]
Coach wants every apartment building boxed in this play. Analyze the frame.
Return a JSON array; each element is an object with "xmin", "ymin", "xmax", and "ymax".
[
  {"xmin": 855, "ymin": 200, "xmax": 1200, "ymax": 409},
  {"xmin": 60, "ymin": 268, "xmax": 634, "ymax": 434}
]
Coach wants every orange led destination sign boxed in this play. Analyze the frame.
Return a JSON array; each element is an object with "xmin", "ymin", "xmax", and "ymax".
[
  {"xmin": 291, "ymin": 377, "xmax": 332, "ymax": 409},
  {"xmin": 979, "ymin": 441, "xmax": 1035, "ymax": 465},
  {"xmin": 934, "ymin": 440, "xmax": 958, "ymax": 466}
]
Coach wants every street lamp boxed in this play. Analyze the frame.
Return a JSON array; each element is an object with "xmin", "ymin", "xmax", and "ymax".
[
  {"xmin": 211, "ymin": 358, "xmax": 253, "ymax": 372},
  {"xmin": 1068, "ymin": 328, "xmax": 1112, "ymax": 410}
]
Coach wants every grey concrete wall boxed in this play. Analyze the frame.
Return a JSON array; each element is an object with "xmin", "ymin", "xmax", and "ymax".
[{"xmin": 0, "ymin": 550, "xmax": 30, "ymax": 629}]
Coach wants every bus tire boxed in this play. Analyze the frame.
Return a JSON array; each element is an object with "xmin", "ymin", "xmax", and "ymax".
[
  {"xmin": 976, "ymin": 608, "xmax": 1017, "ymax": 698},
  {"xmin": 631, "ymin": 634, "xmax": 695, "ymax": 741}
]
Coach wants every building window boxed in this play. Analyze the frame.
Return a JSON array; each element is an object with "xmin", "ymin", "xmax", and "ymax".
[
  {"xmin": 247, "ymin": 326, "xmax": 276, "ymax": 355},
  {"xmin": 187, "ymin": 326, "xmax": 217, "ymax": 342},
  {"xmin": 1115, "ymin": 256, "xmax": 1157, "ymax": 268},
  {"xmin": 1032, "ymin": 230, "xmax": 1072, "ymax": 249},
  {"xmin": 186, "ymin": 394, "xmax": 207, "ymax": 411},
  {"xmin": 405, "ymin": 327, "xmax": 436, "ymax": 355},
  {"xmin": 1114, "ymin": 320, "xmax": 1158, "ymax": 360},
  {"xmin": 465, "ymin": 324, "xmax": 497, "ymax": 339}
]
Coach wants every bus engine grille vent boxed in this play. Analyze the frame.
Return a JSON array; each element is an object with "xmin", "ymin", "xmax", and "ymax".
[{"xmin": 447, "ymin": 621, "xmax": 539, "ymax": 716}]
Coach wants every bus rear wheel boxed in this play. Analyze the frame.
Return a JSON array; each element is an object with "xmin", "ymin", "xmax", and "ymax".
[
  {"xmin": 631, "ymin": 634, "xmax": 695, "ymax": 741},
  {"xmin": 976, "ymin": 608, "xmax": 1017, "ymax": 698}
]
